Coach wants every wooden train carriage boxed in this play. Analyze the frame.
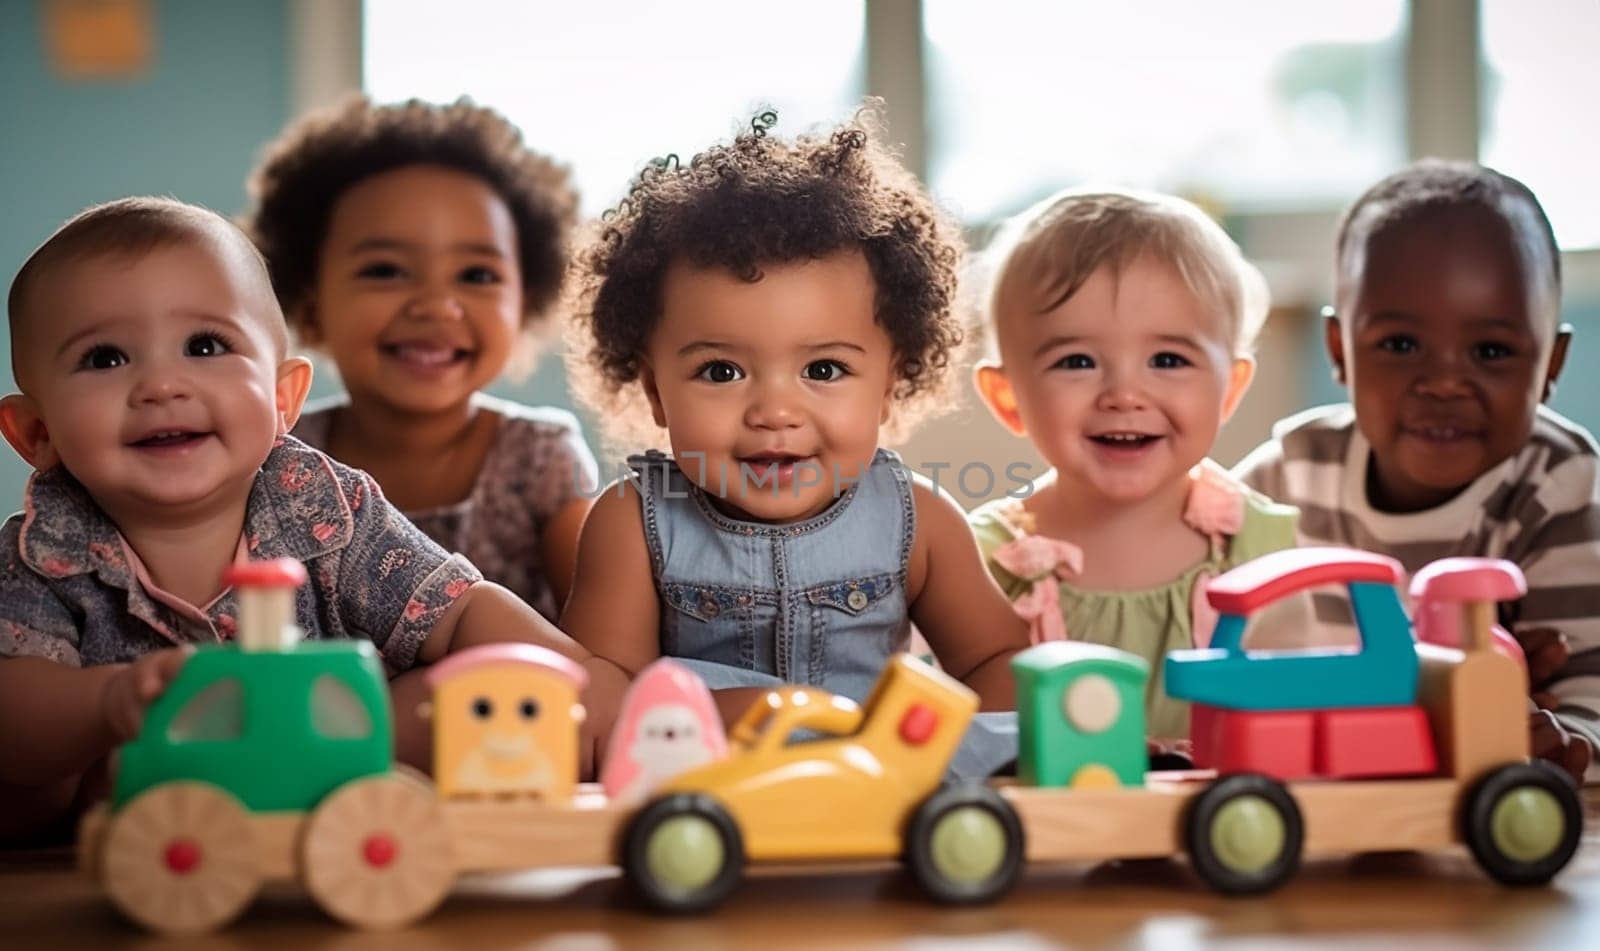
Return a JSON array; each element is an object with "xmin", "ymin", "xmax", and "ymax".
[
  {"xmin": 425, "ymin": 644, "xmax": 588, "ymax": 801},
  {"xmin": 1004, "ymin": 555, "xmax": 1582, "ymax": 895}
]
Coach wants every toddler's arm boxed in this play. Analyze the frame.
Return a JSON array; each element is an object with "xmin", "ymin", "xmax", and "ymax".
[
  {"xmin": 1230, "ymin": 436, "xmax": 1288, "ymax": 500},
  {"xmin": 1510, "ymin": 465, "xmax": 1600, "ymax": 783},
  {"xmin": 560, "ymin": 480, "xmax": 664, "ymax": 760},
  {"xmin": 906, "ymin": 481, "xmax": 1032, "ymax": 709},
  {"xmin": 536, "ymin": 417, "xmax": 601, "ymax": 609},
  {"xmin": 541, "ymin": 496, "xmax": 593, "ymax": 610},
  {"xmin": 0, "ymin": 650, "xmax": 187, "ymax": 840},
  {"xmin": 560, "ymin": 480, "xmax": 662, "ymax": 674}
]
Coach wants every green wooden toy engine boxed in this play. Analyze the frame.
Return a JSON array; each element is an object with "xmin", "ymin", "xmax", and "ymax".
[
  {"xmin": 111, "ymin": 560, "xmax": 393, "ymax": 812},
  {"xmin": 1013, "ymin": 641, "xmax": 1149, "ymax": 788}
]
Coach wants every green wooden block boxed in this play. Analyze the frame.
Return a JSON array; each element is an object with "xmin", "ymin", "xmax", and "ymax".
[{"xmin": 1013, "ymin": 642, "xmax": 1149, "ymax": 788}]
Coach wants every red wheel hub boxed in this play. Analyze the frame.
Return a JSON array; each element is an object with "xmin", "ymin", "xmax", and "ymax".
[
  {"xmin": 362, "ymin": 833, "xmax": 399, "ymax": 868},
  {"xmin": 163, "ymin": 839, "xmax": 202, "ymax": 875}
]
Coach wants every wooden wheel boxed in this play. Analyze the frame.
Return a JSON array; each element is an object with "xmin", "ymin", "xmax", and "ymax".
[
  {"xmin": 300, "ymin": 773, "xmax": 455, "ymax": 928},
  {"xmin": 904, "ymin": 783, "xmax": 1025, "ymax": 905},
  {"xmin": 100, "ymin": 782, "xmax": 260, "ymax": 935}
]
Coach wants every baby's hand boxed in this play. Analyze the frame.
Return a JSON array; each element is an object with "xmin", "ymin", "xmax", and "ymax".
[
  {"xmin": 1529, "ymin": 709, "xmax": 1591, "ymax": 785},
  {"xmin": 579, "ymin": 656, "xmax": 632, "ymax": 781},
  {"xmin": 100, "ymin": 648, "xmax": 192, "ymax": 743},
  {"xmin": 1517, "ymin": 627, "xmax": 1570, "ymax": 704}
]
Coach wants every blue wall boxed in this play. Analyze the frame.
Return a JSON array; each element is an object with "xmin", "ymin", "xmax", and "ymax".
[{"xmin": 0, "ymin": 0, "xmax": 291, "ymax": 515}]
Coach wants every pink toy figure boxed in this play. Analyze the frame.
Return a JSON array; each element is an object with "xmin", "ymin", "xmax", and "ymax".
[
  {"xmin": 601, "ymin": 659, "xmax": 728, "ymax": 803},
  {"xmin": 1412, "ymin": 557, "xmax": 1527, "ymax": 672}
]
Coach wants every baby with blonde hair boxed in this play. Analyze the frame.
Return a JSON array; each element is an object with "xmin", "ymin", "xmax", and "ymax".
[{"xmin": 970, "ymin": 186, "xmax": 1297, "ymax": 742}]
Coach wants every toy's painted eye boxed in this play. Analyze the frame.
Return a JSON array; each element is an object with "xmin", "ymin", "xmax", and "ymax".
[
  {"xmin": 472, "ymin": 697, "xmax": 493, "ymax": 719},
  {"xmin": 519, "ymin": 698, "xmax": 539, "ymax": 720}
]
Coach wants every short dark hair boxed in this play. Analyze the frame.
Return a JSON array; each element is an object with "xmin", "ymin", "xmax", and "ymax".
[
  {"xmin": 8, "ymin": 196, "xmax": 284, "ymax": 386},
  {"xmin": 1335, "ymin": 159, "xmax": 1561, "ymax": 306},
  {"xmin": 569, "ymin": 106, "xmax": 965, "ymax": 445},
  {"xmin": 242, "ymin": 96, "xmax": 578, "ymax": 337}
]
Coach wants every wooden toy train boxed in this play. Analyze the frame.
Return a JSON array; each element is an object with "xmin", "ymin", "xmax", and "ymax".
[{"xmin": 78, "ymin": 549, "xmax": 1584, "ymax": 934}]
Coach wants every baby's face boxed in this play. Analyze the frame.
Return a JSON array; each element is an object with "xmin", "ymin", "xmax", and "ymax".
[
  {"xmin": 642, "ymin": 249, "xmax": 896, "ymax": 523},
  {"xmin": 1332, "ymin": 205, "xmax": 1563, "ymax": 511},
  {"xmin": 990, "ymin": 255, "xmax": 1247, "ymax": 506},
  {"xmin": 14, "ymin": 243, "xmax": 293, "ymax": 524},
  {"xmin": 307, "ymin": 164, "xmax": 523, "ymax": 418}
]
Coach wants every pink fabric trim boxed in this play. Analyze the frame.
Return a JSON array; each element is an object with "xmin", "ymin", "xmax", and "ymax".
[
  {"xmin": 118, "ymin": 534, "xmax": 250, "ymax": 640},
  {"xmin": 992, "ymin": 534, "xmax": 1084, "ymax": 644},
  {"xmin": 1182, "ymin": 459, "xmax": 1246, "ymax": 562},
  {"xmin": 997, "ymin": 458, "xmax": 1246, "ymax": 648}
]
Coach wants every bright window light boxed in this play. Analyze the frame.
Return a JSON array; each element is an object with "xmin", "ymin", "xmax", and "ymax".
[
  {"xmin": 924, "ymin": 0, "xmax": 1407, "ymax": 222},
  {"xmin": 1481, "ymin": 0, "xmax": 1600, "ymax": 250},
  {"xmin": 365, "ymin": 0, "xmax": 866, "ymax": 216}
]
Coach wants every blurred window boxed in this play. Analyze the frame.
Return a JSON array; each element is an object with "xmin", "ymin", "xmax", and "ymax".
[
  {"xmin": 365, "ymin": 0, "xmax": 866, "ymax": 216},
  {"xmin": 1480, "ymin": 0, "xmax": 1600, "ymax": 250},
  {"xmin": 923, "ymin": 0, "xmax": 1408, "ymax": 221}
]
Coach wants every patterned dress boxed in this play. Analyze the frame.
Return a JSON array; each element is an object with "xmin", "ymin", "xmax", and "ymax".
[{"xmin": 293, "ymin": 394, "xmax": 599, "ymax": 620}]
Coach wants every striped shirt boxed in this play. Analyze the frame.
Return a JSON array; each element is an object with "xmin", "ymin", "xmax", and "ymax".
[{"xmin": 1234, "ymin": 403, "xmax": 1600, "ymax": 768}]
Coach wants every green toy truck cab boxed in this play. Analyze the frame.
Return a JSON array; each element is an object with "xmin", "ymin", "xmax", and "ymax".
[
  {"xmin": 1013, "ymin": 641, "xmax": 1150, "ymax": 788},
  {"xmin": 113, "ymin": 641, "xmax": 393, "ymax": 812}
]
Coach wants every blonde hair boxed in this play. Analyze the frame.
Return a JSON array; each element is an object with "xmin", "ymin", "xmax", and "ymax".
[{"xmin": 977, "ymin": 186, "xmax": 1269, "ymax": 358}]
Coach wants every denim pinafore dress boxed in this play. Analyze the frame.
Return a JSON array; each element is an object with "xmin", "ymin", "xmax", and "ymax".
[{"xmin": 630, "ymin": 448, "xmax": 914, "ymax": 703}]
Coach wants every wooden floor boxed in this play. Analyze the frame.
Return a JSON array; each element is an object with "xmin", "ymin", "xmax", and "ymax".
[{"xmin": 3, "ymin": 788, "xmax": 1597, "ymax": 949}]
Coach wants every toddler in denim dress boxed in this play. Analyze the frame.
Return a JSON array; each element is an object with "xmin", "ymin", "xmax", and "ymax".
[
  {"xmin": 630, "ymin": 447, "xmax": 913, "ymax": 703},
  {"xmin": 560, "ymin": 110, "xmax": 1033, "ymax": 778}
]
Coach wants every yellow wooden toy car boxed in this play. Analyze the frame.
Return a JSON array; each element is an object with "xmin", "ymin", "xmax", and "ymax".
[{"xmin": 621, "ymin": 654, "xmax": 1026, "ymax": 912}]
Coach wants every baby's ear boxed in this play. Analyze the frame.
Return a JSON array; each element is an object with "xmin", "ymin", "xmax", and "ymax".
[
  {"xmin": 1321, "ymin": 306, "xmax": 1348, "ymax": 385},
  {"xmin": 274, "ymin": 357, "xmax": 315, "ymax": 433},
  {"xmin": 639, "ymin": 363, "xmax": 668, "ymax": 428},
  {"xmin": 1220, "ymin": 356, "xmax": 1257, "ymax": 423},
  {"xmin": 1543, "ymin": 324, "xmax": 1573, "ymax": 402},
  {"xmin": 0, "ymin": 394, "xmax": 60, "ymax": 470},
  {"xmin": 974, "ymin": 362, "xmax": 1026, "ymax": 436}
]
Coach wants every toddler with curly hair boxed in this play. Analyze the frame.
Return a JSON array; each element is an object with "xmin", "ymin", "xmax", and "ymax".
[
  {"xmin": 562, "ymin": 109, "xmax": 1031, "ymax": 733},
  {"xmin": 242, "ymin": 97, "xmax": 597, "ymax": 620}
]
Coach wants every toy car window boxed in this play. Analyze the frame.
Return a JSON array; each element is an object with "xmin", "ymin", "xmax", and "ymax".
[
  {"xmin": 311, "ymin": 675, "xmax": 373, "ymax": 739},
  {"xmin": 1239, "ymin": 584, "xmax": 1360, "ymax": 651},
  {"xmin": 167, "ymin": 678, "xmax": 243, "ymax": 743}
]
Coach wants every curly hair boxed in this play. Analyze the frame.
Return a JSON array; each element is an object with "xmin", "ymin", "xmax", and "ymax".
[
  {"xmin": 569, "ymin": 106, "xmax": 965, "ymax": 448},
  {"xmin": 242, "ymin": 96, "xmax": 578, "ymax": 339},
  {"xmin": 1335, "ymin": 159, "xmax": 1560, "ymax": 308}
]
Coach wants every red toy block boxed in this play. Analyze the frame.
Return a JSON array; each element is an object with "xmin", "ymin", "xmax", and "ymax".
[
  {"xmin": 1190, "ymin": 703, "xmax": 1219, "ymax": 767},
  {"xmin": 1189, "ymin": 705, "xmax": 1315, "ymax": 780},
  {"xmin": 1206, "ymin": 547, "xmax": 1402, "ymax": 615},
  {"xmin": 1314, "ymin": 706, "xmax": 1438, "ymax": 779}
]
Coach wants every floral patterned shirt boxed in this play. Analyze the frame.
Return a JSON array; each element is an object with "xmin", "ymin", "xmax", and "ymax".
[
  {"xmin": 293, "ymin": 395, "xmax": 598, "ymax": 620},
  {"xmin": 0, "ymin": 436, "xmax": 481, "ymax": 672}
]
